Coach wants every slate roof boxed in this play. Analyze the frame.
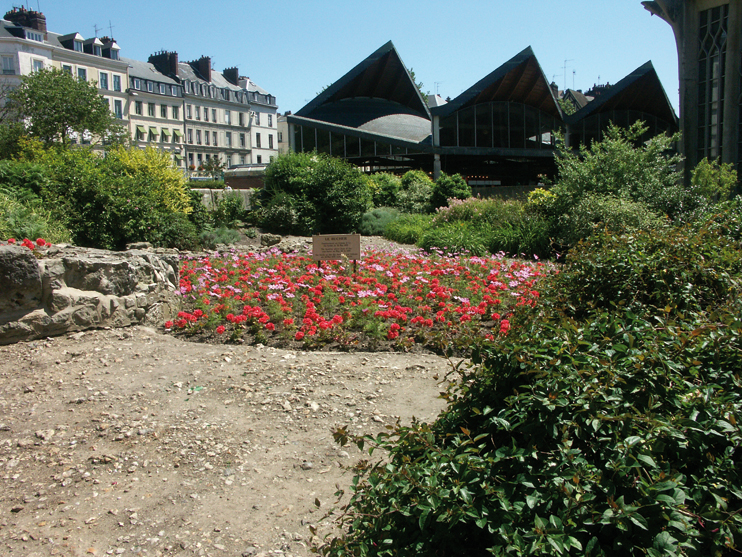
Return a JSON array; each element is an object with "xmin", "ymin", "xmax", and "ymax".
[{"xmin": 122, "ymin": 57, "xmax": 179, "ymax": 85}]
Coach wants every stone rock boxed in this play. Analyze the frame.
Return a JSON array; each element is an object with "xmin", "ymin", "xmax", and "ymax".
[
  {"xmin": 0, "ymin": 245, "xmax": 43, "ymax": 320},
  {"xmin": 126, "ymin": 242, "xmax": 152, "ymax": 250},
  {"xmin": 260, "ymin": 233, "xmax": 281, "ymax": 247},
  {"xmin": 0, "ymin": 245, "xmax": 182, "ymax": 345}
]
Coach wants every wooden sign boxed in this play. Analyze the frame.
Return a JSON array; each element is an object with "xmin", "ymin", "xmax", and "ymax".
[{"xmin": 312, "ymin": 234, "xmax": 361, "ymax": 261}]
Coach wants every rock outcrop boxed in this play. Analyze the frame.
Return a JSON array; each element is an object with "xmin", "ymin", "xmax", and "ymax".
[{"xmin": 0, "ymin": 244, "xmax": 181, "ymax": 345}]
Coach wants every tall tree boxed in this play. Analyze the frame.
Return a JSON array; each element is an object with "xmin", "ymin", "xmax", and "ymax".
[{"xmin": 7, "ymin": 67, "xmax": 123, "ymax": 146}]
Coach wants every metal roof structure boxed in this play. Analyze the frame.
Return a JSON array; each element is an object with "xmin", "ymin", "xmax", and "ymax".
[
  {"xmin": 431, "ymin": 47, "xmax": 561, "ymax": 119},
  {"xmin": 566, "ymin": 61, "xmax": 677, "ymax": 125}
]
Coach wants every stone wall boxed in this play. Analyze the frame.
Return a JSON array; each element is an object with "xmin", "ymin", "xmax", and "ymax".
[{"xmin": 0, "ymin": 244, "xmax": 181, "ymax": 345}]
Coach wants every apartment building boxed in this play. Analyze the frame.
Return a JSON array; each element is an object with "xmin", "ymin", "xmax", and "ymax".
[
  {"xmin": 1, "ymin": 7, "xmax": 128, "ymax": 143},
  {"xmin": 240, "ymin": 77, "xmax": 279, "ymax": 165},
  {"xmin": 124, "ymin": 57, "xmax": 185, "ymax": 167}
]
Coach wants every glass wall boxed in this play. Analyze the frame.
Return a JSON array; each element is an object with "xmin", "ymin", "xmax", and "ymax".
[
  {"xmin": 697, "ymin": 4, "xmax": 728, "ymax": 161},
  {"xmin": 438, "ymin": 101, "xmax": 559, "ymax": 149},
  {"xmin": 568, "ymin": 111, "xmax": 675, "ymax": 148},
  {"xmin": 291, "ymin": 126, "xmax": 419, "ymax": 160}
]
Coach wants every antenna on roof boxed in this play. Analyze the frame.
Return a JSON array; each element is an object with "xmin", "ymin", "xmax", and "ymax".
[
  {"xmin": 572, "ymin": 69, "xmax": 576, "ymax": 90},
  {"xmin": 562, "ymin": 59, "xmax": 574, "ymax": 92},
  {"xmin": 108, "ymin": 20, "xmax": 115, "ymax": 39},
  {"xmin": 93, "ymin": 23, "xmax": 102, "ymax": 37}
]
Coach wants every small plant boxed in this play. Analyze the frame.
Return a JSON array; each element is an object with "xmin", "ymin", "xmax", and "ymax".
[
  {"xmin": 359, "ymin": 207, "xmax": 400, "ymax": 236},
  {"xmin": 199, "ymin": 227, "xmax": 241, "ymax": 249},
  {"xmin": 383, "ymin": 213, "xmax": 433, "ymax": 245}
]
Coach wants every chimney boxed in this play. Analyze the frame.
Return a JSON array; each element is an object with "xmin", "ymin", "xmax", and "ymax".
[
  {"xmin": 4, "ymin": 6, "xmax": 47, "ymax": 32},
  {"xmin": 196, "ymin": 56, "xmax": 211, "ymax": 82},
  {"xmin": 223, "ymin": 67, "xmax": 239, "ymax": 86},
  {"xmin": 149, "ymin": 51, "xmax": 179, "ymax": 79}
]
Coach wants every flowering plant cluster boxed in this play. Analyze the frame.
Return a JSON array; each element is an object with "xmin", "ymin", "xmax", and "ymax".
[
  {"xmin": 3, "ymin": 237, "xmax": 51, "ymax": 250},
  {"xmin": 165, "ymin": 247, "xmax": 553, "ymax": 352}
]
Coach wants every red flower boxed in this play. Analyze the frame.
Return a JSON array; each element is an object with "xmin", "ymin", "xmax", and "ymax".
[
  {"xmin": 295, "ymin": 331, "xmax": 305, "ymax": 341},
  {"xmin": 36, "ymin": 238, "xmax": 46, "ymax": 247},
  {"xmin": 7, "ymin": 238, "xmax": 15, "ymax": 244},
  {"xmin": 216, "ymin": 325, "xmax": 226, "ymax": 334},
  {"xmin": 164, "ymin": 321, "xmax": 173, "ymax": 329}
]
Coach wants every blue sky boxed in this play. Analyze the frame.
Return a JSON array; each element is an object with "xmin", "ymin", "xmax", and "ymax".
[{"xmin": 29, "ymin": 1, "xmax": 680, "ymax": 114}]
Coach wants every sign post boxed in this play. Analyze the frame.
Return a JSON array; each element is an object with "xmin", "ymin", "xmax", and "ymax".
[{"xmin": 312, "ymin": 234, "xmax": 361, "ymax": 272}]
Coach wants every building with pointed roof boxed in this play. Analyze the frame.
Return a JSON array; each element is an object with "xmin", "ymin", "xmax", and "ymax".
[{"xmin": 287, "ymin": 42, "xmax": 678, "ymax": 191}]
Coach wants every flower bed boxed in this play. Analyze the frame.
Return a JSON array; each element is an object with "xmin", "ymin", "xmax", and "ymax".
[{"xmin": 166, "ymin": 247, "xmax": 554, "ymax": 353}]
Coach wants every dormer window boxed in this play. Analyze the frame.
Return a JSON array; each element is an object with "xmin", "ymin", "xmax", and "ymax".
[
  {"xmin": 26, "ymin": 30, "xmax": 44, "ymax": 42},
  {"xmin": 147, "ymin": 81, "xmax": 153, "ymax": 93},
  {"xmin": 74, "ymin": 40, "xmax": 83, "ymax": 52},
  {"xmin": 94, "ymin": 45, "xmax": 102, "ymax": 56},
  {"xmin": 132, "ymin": 78, "xmax": 141, "ymax": 90},
  {"xmin": 159, "ymin": 83, "xmax": 166, "ymax": 95},
  {"xmin": 110, "ymin": 50, "xmax": 119, "ymax": 61}
]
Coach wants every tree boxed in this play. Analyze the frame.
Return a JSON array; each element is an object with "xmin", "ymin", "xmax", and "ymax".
[
  {"xmin": 430, "ymin": 172, "xmax": 472, "ymax": 209},
  {"xmin": 200, "ymin": 156, "xmax": 226, "ymax": 180},
  {"xmin": 7, "ymin": 67, "xmax": 123, "ymax": 146}
]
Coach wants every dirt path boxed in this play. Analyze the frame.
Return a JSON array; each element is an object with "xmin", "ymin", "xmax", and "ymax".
[{"xmin": 0, "ymin": 326, "xmax": 453, "ymax": 557}]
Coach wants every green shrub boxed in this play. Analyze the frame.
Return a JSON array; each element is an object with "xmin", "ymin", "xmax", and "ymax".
[
  {"xmin": 199, "ymin": 227, "xmax": 240, "ymax": 249},
  {"xmin": 187, "ymin": 189, "xmax": 211, "ymax": 231},
  {"xmin": 430, "ymin": 172, "xmax": 472, "ymax": 210},
  {"xmin": 487, "ymin": 213, "xmax": 552, "ymax": 259},
  {"xmin": 0, "ymin": 191, "xmax": 72, "ymax": 243},
  {"xmin": 187, "ymin": 180, "xmax": 224, "ymax": 190},
  {"xmin": 418, "ymin": 222, "xmax": 490, "ymax": 256},
  {"xmin": 212, "ymin": 191, "xmax": 246, "ymax": 228},
  {"xmin": 0, "ymin": 160, "xmax": 49, "ymax": 196},
  {"xmin": 433, "ymin": 196, "xmax": 525, "ymax": 228},
  {"xmin": 690, "ymin": 157, "xmax": 737, "ymax": 203},
  {"xmin": 359, "ymin": 207, "xmax": 400, "ymax": 236},
  {"xmin": 262, "ymin": 152, "xmax": 372, "ymax": 234},
  {"xmin": 397, "ymin": 170, "xmax": 433, "ymax": 214},
  {"xmin": 259, "ymin": 191, "xmax": 305, "ymax": 235},
  {"xmin": 553, "ymin": 194, "xmax": 667, "ymax": 249},
  {"xmin": 369, "ymin": 173, "xmax": 402, "ymax": 208},
  {"xmin": 322, "ymin": 221, "xmax": 742, "ymax": 556},
  {"xmin": 144, "ymin": 212, "xmax": 200, "ymax": 251},
  {"xmin": 383, "ymin": 213, "xmax": 433, "ymax": 245}
]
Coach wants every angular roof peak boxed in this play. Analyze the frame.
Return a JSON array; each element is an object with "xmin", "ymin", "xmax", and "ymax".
[{"xmin": 297, "ymin": 41, "xmax": 430, "ymax": 120}]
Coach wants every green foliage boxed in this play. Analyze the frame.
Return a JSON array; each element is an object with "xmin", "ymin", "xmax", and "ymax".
[
  {"xmin": 691, "ymin": 157, "xmax": 736, "ymax": 203},
  {"xmin": 186, "ymin": 189, "xmax": 211, "ymax": 231},
  {"xmin": 383, "ymin": 213, "xmax": 433, "ymax": 245},
  {"xmin": 430, "ymin": 172, "xmax": 472, "ymax": 210},
  {"xmin": 187, "ymin": 180, "xmax": 224, "ymax": 190},
  {"xmin": 261, "ymin": 152, "xmax": 372, "ymax": 234},
  {"xmin": 419, "ymin": 221, "xmax": 490, "ymax": 256},
  {"xmin": 359, "ymin": 207, "xmax": 400, "ymax": 236},
  {"xmin": 200, "ymin": 156, "xmax": 226, "ymax": 180},
  {"xmin": 7, "ymin": 67, "xmax": 124, "ymax": 146},
  {"xmin": 322, "ymin": 210, "xmax": 742, "ymax": 556},
  {"xmin": 212, "ymin": 191, "xmax": 247, "ymax": 228},
  {"xmin": 0, "ymin": 160, "xmax": 49, "ymax": 195},
  {"xmin": 0, "ymin": 122, "xmax": 25, "ymax": 160},
  {"xmin": 551, "ymin": 121, "xmax": 687, "ymax": 220},
  {"xmin": 144, "ymin": 212, "xmax": 200, "ymax": 251},
  {"xmin": 368, "ymin": 172, "xmax": 402, "ymax": 208},
  {"xmin": 199, "ymin": 227, "xmax": 241, "ymax": 249},
  {"xmin": 0, "ymin": 190, "xmax": 72, "ymax": 243},
  {"xmin": 398, "ymin": 170, "xmax": 434, "ymax": 214},
  {"xmin": 554, "ymin": 194, "xmax": 667, "ymax": 248}
]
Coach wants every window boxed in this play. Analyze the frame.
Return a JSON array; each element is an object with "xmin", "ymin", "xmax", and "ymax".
[
  {"xmin": 135, "ymin": 101, "xmax": 143, "ymax": 115},
  {"xmin": 148, "ymin": 103, "xmax": 155, "ymax": 117},
  {"xmin": 110, "ymin": 50, "xmax": 119, "ymax": 61},
  {"xmin": 278, "ymin": 131, "xmax": 283, "ymax": 143},
  {"xmin": 27, "ymin": 31, "xmax": 43, "ymax": 42},
  {"xmin": 113, "ymin": 75, "xmax": 121, "ymax": 92},
  {"xmin": 240, "ymin": 155, "xmax": 246, "ymax": 165},
  {"xmin": 239, "ymin": 112, "xmax": 244, "ymax": 126},
  {"xmin": 74, "ymin": 40, "xmax": 83, "ymax": 52},
  {"xmin": 2, "ymin": 56, "xmax": 15, "ymax": 75},
  {"xmin": 205, "ymin": 130, "xmax": 210, "ymax": 145},
  {"xmin": 196, "ymin": 130, "xmax": 202, "ymax": 144},
  {"xmin": 204, "ymin": 108, "xmax": 209, "ymax": 122},
  {"xmin": 269, "ymin": 134, "xmax": 273, "ymax": 149},
  {"xmin": 268, "ymin": 114, "xmax": 272, "ymax": 127},
  {"xmin": 257, "ymin": 155, "xmax": 262, "ymax": 164},
  {"xmin": 99, "ymin": 72, "xmax": 108, "ymax": 90},
  {"xmin": 147, "ymin": 81, "xmax": 153, "ymax": 93},
  {"xmin": 195, "ymin": 106, "xmax": 201, "ymax": 120},
  {"xmin": 197, "ymin": 154, "xmax": 203, "ymax": 166},
  {"xmin": 188, "ymin": 153, "xmax": 194, "ymax": 167},
  {"xmin": 186, "ymin": 105, "xmax": 192, "ymax": 119},
  {"xmin": 32, "ymin": 59, "xmax": 44, "ymax": 72},
  {"xmin": 240, "ymin": 133, "xmax": 246, "ymax": 147},
  {"xmin": 77, "ymin": 67, "xmax": 87, "ymax": 81},
  {"xmin": 94, "ymin": 45, "xmax": 102, "ymax": 57},
  {"xmin": 172, "ymin": 106, "xmax": 179, "ymax": 120},
  {"xmin": 225, "ymin": 110, "xmax": 231, "ymax": 125},
  {"xmin": 114, "ymin": 99, "xmax": 123, "ymax": 119},
  {"xmin": 213, "ymin": 132, "xmax": 218, "ymax": 147},
  {"xmin": 159, "ymin": 83, "xmax": 166, "ymax": 95},
  {"xmin": 212, "ymin": 109, "xmax": 217, "ymax": 122},
  {"xmin": 187, "ymin": 129, "xmax": 193, "ymax": 144},
  {"xmin": 161, "ymin": 105, "xmax": 168, "ymax": 118},
  {"xmin": 225, "ymin": 132, "xmax": 232, "ymax": 147},
  {"xmin": 255, "ymin": 133, "xmax": 261, "ymax": 148},
  {"xmin": 255, "ymin": 112, "xmax": 260, "ymax": 125},
  {"xmin": 61, "ymin": 64, "xmax": 72, "ymax": 75},
  {"xmin": 133, "ymin": 78, "xmax": 141, "ymax": 90},
  {"xmin": 171, "ymin": 85, "xmax": 178, "ymax": 96}
]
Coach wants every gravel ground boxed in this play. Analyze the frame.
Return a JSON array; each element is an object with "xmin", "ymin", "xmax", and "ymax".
[{"xmin": 0, "ymin": 325, "xmax": 453, "ymax": 557}]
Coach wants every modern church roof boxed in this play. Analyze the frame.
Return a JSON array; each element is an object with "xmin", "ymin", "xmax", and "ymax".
[
  {"xmin": 293, "ymin": 41, "xmax": 432, "ymax": 144},
  {"xmin": 431, "ymin": 47, "xmax": 561, "ymax": 119}
]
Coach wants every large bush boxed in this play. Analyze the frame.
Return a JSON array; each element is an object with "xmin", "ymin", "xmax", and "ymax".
[
  {"xmin": 430, "ymin": 172, "xmax": 472, "ymax": 210},
  {"xmin": 383, "ymin": 213, "xmax": 433, "ymax": 245},
  {"xmin": 368, "ymin": 173, "xmax": 402, "ymax": 208},
  {"xmin": 397, "ymin": 170, "xmax": 433, "ymax": 214},
  {"xmin": 321, "ymin": 207, "xmax": 742, "ymax": 556},
  {"xmin": 261, "ymin": 152, "xmax": 372, "ymax": 234},
  {"xmin": 359, "ymin": 207, "xmax": 400, "ymax": 236}
]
